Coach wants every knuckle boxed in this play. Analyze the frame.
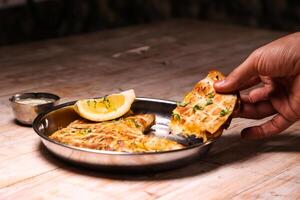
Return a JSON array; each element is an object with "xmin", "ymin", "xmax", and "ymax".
[
  {"xmin": 279, "ymin": 103, "xmax": 299, "ymax": 123},
  {"xmin": 251, "ymin": 48, "xmax": 263, "ymax": 62},
  {"xmin": 250, "ymin": 48, "xmax": 265, "ymax": 72},
  {"xmin": 270, "ymin": 118, "xmax": 282, "ymax": 132},
  {"xmin": 281, "ymin": 111, "xmax": 298, "ymax": 123},
  {"xmin": 247, "ymin": 94, "xmax": 255, "ymax": 104},
  {"xmin": 256, "ymin": 126, "xmax": 266, "ymax": 139},
  {"xmin": 290, "ymin": 95, "xmax": 300, "ymax": 119}
]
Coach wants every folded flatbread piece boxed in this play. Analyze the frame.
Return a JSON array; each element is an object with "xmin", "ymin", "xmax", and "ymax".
[
  {"xmin": 50, "ymin": 114, "xmax": 183, "ymax": 152},
  {"xmin": 169, "ymin": 70, "xmax": 238, "ymax": 141}
]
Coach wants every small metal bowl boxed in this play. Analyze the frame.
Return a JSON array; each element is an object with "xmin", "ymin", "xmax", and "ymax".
[{"xmin": 9, "ymin": 92, "xmax": 60, "ymax": 125}]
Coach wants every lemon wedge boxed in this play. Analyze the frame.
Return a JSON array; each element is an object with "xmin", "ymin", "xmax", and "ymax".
[{"xmin": 74, "ymin": 89, "xmax": 136, "ymax": 122}]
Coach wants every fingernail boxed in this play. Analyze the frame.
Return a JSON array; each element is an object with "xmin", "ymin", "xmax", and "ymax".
[
  {"xmin": 241, "ymin": 128, "xmax": 251, "ymax": 140},
  {"xmin": 241, "ymin": 128, "xmax": 258, "ymax": 140},
  {"xmin": 241, "ymin": 129, "xmax": 247, "ymax": 138},
  {"xmin": 214, "ymin": 80, "xmax": 225, "ymax": 87}
]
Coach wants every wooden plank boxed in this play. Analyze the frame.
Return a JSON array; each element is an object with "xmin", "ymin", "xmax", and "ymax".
[
  {"xmin": 1, "ymin": 20, "xmax": 298, "ymax": 199},
  {"xmin": 233, "ymin": 163, "xmax": 300, "ymax": 199}
]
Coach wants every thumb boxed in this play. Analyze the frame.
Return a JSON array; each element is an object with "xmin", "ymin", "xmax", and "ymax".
[{"xmin": 214, "ymin": 53, "xmax": 258, "ymax": 93}]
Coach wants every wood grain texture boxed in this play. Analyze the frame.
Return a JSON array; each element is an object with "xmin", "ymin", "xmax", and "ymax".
[{"xmin": 0, "ymin": 19, "xmax": 299, "ymax": 199}]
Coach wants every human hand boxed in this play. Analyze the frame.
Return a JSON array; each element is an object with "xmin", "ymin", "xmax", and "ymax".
[{"xmin": 214, "ymin": 32, "xmax": 300, "ymax": 140}]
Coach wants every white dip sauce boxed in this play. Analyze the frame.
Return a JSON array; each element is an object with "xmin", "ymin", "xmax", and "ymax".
[{"xmin": 16, "ymin": 98, "xmax": 54, "ymax": 106}]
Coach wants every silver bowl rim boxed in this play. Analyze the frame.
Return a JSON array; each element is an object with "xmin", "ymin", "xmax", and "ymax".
[
  {"xmin": 9, "ymin": 92, "xmax": 60, "ymax": 105},
  {"xmin": 33, "ymin": 97, "xmax": 217, "ymax": 156}
]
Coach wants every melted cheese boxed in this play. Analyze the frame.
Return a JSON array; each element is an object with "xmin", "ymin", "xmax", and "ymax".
[
  {"xmin": 50, "ymin": 114, "xmax": 183, "ymax": 152},
  {"xmin": 169, "ymin": 70, "xmax": 238, "ymax": 141}
]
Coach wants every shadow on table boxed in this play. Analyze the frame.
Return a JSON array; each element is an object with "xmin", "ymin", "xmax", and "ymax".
[
  {"xmin": 38, "ymin": 131, "xmax": 300, "ymax": 181},
  {"xmin": 13, "ymin": 119, "xmax": 33, "ymax": 127}
]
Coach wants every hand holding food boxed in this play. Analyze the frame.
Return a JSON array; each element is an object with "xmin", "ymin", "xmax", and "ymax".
[{"xmin": 214, "ymin": 32, "xmax": 300, "ymax": 140}]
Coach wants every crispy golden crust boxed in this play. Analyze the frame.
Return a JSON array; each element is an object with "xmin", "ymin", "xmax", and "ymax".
[
  {"xmin": 49, "ymin": 114, "xmax": 183, "ymax": 152},
  {"xmin": 169, "ymin": 70, "xmax": 238, "ymax": 141}
]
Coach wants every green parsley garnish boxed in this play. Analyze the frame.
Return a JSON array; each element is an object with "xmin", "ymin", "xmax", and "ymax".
[
  {"xmin": 208, "ymin": 92, "xmax": 215, "ymax": 98},
  {"xmin": 176, "ymin": 101, "xmax": 188, "ymax": 107},
  {"xmin": 172, "ymin": 111, "xmax": 181, "ymax": 121},
  {"xmin": 206, "ymin": 99, "xmax": 213, "ymax": 106},
  {"xmin": 130, "ymin": 119, "xmax": 140, "ymax": 128},
  {"xmin": 201, "ymin": 116, "xmax": 208, "ymax": 122},
  {"xmin": 220, "ymin": 109, "xmax": 229, "ymax": 116},
  {"xmin": 193, "ymin": 105, "xmax": 203, "ymax": 113},
  {"xmin": 102, "ymin": 96, "xmax": 110, "ymax": 109},
  {"xmin": 78, "ymin": 129, "xmax": 92, "ymax": 135}
]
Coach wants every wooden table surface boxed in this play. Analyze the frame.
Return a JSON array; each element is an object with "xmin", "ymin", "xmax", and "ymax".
[{"xmin": 0, "ymin": 20, "xmax": 299, "ymax": 200}]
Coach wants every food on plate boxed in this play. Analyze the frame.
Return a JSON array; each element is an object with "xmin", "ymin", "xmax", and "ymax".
[
  {"xmin": 50, "ymin": 89, "xmax": 183, "ymax": 153},
  {"xmin": 74, "ymin": 89, "xmax": 135, "ymax": 122},
  {"xmin": 49, "ymin": 114, "xmax": 183, "ymax": 152},
  {"xmin": 169, "ymin": 70, "xmax": 238, "ymax": 141}
]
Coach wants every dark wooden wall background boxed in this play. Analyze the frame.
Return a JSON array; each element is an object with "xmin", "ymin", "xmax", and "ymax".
[{"xmin": 0, "ymin": 0, "xmax": 300, "ymax": 46}]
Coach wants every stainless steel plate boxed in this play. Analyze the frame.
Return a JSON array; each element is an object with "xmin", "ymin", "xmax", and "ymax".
[{"xmin": 33, "ymin": 98, "xmax": 216, "ymax": 172}]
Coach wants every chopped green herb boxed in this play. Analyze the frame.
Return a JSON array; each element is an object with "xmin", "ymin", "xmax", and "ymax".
[
  {"xmin": 93, "ymin": 100, "xmax": 97, "ymax": 109},
  {"xmin": 208, "ymin": 92, "xmax": 215, "ymax": 98},
  {"xmin": 193, "ymin": 105, "xmax": 203, "ymax": 113},
  {"xmin": 87, "ymin": 100, "xmax": 91, "ymax": 107},
  {"xmin": 220, "ymin": 109, "xmax": 229, "ymax": 116},
  {"xmin": 102, "ymin": 96, "xmax": 110, "ymax": 109},
  {"xmin": 201, "ymin": 116, "xmax": 208, "ymax": 122},
  {"xmin": 130, "ymin": 119, "xmax": 140, "ymax": 128},
  {"xmin": 176, "ymin": 101, "xmax": 188, "ymax": 107},
  {"xmin": 206, "ymin": 99, "xmax": 213, "ymax": 106},
  {"xmin": 172, "ymin": 111, "xmax": 181, "ymax": 121},
  {"xmin": 78, "ymin": 129, "xmax": 92, "ymax": 135}
]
